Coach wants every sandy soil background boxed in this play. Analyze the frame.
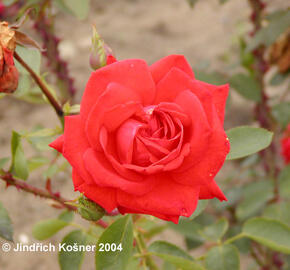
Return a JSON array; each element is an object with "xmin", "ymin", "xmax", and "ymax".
[{"xmin": 0, "ymin": 0, "xmax": 287, "ymax": 269}]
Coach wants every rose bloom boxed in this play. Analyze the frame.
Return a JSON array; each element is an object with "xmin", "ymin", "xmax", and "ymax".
[
  {"xmin": 50, "ymin": 55, "xmax": 230, "ymax": 223},
  {"xmin": 281, "ymin": 124, "xmax": 290, "ymax": 164}
]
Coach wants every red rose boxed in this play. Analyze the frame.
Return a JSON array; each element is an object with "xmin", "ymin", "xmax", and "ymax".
[
  {"xmin": 281, "ymin": 124, "xmax": 290, "ymax": 164},
  {"xmin": 50, "ymin": 55, "xmax": 230, "ymax": 223}
]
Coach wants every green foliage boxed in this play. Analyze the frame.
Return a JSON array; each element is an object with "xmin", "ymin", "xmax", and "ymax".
[
  {"xmin": 32, "ymin": 219, "xmax": 69, "ymax": 240},
  {"xmin": 58, "ymin": 211, "xmax": 74, "ymax": 223},
  {"xmin": 229, "ymin": 73, "xmax": 261, "ymax": 102},
  {"xmin": 263, "ymin": 202, "xmax": 290, "ymax": 226},
  {"xmin": 58, "ymin": 230, "xmax": 87, "ymax": 270},
  {"xmin": 28, "ymin": 156, "xmax": 50, "ymax": 171},
  {"xmin": 62, "ymin": 0, "xmax": 90, "ymax": 20},
  {"xmin": 195, "ymin": 70, "xmax": 227, "ymax": 85},
  {"xmin": 279, "ymin": 165, "xmax": 290, "ymax": 199},
  {"xmin": 15, "ymin": 46, "xmax": 41, "ymax": 75},
  {"xmin": 236, "ymin": 180, "xmax": 274, "ymax": 221},
  {"xmin": 190, "ymin": 200, "xmax": 208, "ymax": 220},
  {"xmin": 10, "ymin": 131, "xmax": 29, "ymax": 180},
  {"xmin": 272, "ymin": 102, "xmax": 290, "ymax": 129},
  {"xmin": 205, "ymin": 244, "xmax": 240, "ymax": 270},
  {"xmin": 77, "ymin": 196, "xmax": 105, "ymax": 222},
  {"xmin": 226, "ymin": 126, "xmax": 273, "ymax": 160},
  {"xmin": 270, "ymin": 72, "xmax": 289, "ymax": 86},
  {"xmin": 95, "ymin": 215, "xmax": 133, "ymax": 270},
  {"xmin": 148, "ymin": 241, "xmax": 204, "ymax": 270},
  {"xmin": 0, "ymin": 202, "xmax": 13, "ymax": 241},
  {"xmin": 242, "ymin": 217, "xmax": 290, "ymax": 254},
  {"xmin": 0, "ymin": 157, "xmax": 9, "ymax": 169},
  {"xmin": 247, "ymin": 10, "xmax": 290, "ymax": 51},
  {"xmin": 198, "ymin": 217, "xmax": 229, "ymax": 242}
]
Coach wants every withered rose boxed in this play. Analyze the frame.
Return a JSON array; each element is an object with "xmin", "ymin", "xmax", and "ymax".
[
  {"xmin": 0, "ymin": 21, "xmax": 18, "ymax": 93},
  {"xmin": 50, "ymin": 55, "xmax": 230, "ymax": 223}
]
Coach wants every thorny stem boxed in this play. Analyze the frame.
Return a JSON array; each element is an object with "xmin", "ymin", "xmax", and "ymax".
[
  {"xmin": 33, "ymin": 0, "xmax": 76, "ymax": 100},
  {"xmin": 0, "ymin": 172, "xmax": 108, "ymax": 228},
  {"xmin": 248, "ymin": 1, "xmax": 282, "ymax": 269},
  {"xmin": 13, "ymin": 51, "xmax": 64, "ymax": 123},
  {"xmin": 248, "ymin": 0, "xmax": 280, "ymax": 201}
]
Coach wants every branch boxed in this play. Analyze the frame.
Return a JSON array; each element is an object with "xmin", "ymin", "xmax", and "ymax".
[
  {"xmin": 14, "ymin": 51, "xmax": 64, "ymax": 119},
  {"xmin": 0, "ymin": 173, "xmax": 108, "ymax": 228}
]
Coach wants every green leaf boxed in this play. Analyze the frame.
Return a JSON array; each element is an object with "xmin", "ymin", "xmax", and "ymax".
[
  {"xmin": 226, "ymin": 126, "xmax": 273, "ymax": 160},
  {"xmin": 190, "ymin": 200, "xmax": 208, "ymax": 220},
  {"xmin": 263, "ymin": 202, "xmax": 290, "ymax": 226},
  {"xmin": 205, "ymin": 244, "xmax": 240, "ymax": 270},
  {"xmin": 270, "ymin": 72, "xmax": 289, "ymax": 86},
  {"xmin": 28, "ymin": 156, "xmax": 49, "ymax": 171},
  {"xmin": 199, "ymin": 218, "xmax": 229, "ymax": 242},
  {"xmin": 15, "ymin": 46, "xmax": 41, "ymax": 75},
  {"xmin": 279, "ymin": 165, "xmax": 290, "ymax": 198},
  {"xmin": 95, "ymin": 215, "xmax": 133, "ymax": 270},
  {"xmin": 58, "ymin": 211, "xmax": 74, "ymax": 223},
  {"xmin": 25, "ymin": 127, "xmax": 62, "ymax": 138},
  {"xmin": 10, "ymin": 131, "xmax": 29, "ymax": 180},
  {"xmin": 148, "ymin": 241, "xmax": 204, "ymax": 270},
  {"xmin": 195, "ymin": 70, "xmax": 227, "ymax": 85},
  {"xmin": 58, "ymin": 230, "xmax": 87, "ymax": 270},
  {"xmin": 272, "ymin": 102, "xmax": 290, "ymax": 129},
  {"xmin": 247, "ymin": 10, "xmax": 290, "ymax": 51},
  {"xmin": 169, "ymin": 219, "xmax": 204, "ymax": 243},
  {"xmin": 62, "ymin": 0, "xmax": 90, "ymax": 20},
  {"xmin": 236, "ymin": 180, "xmax": 274, "ymax": 221},
  {"xmin": 0, "ymin": 157, "xmax": 9, "ymax": 168},
  {"xmin": 243, "ymin": 217, "xmax": 290, "ymax": 254},
  {"xmin": 32, "ymin": 219, "xmax": 69, "ymax": 240},
  {"xmin": 229, "ymin": 74, "xmax": 261, "ymax": 102},
  {"xmin": 0, "ymin": 202, "xmax": 13, "ymax": 241}
]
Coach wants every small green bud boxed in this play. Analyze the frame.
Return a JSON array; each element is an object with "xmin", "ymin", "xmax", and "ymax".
[{"xmin": 78, "ymin": 196, "xmax": 105, "ymax": 222}]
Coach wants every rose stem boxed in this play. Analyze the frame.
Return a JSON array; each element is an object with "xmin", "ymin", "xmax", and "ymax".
[
  {"xmin": 0, "ymin": 172, "xmax": 108, "ymax": 228},
  {"xmin": 135, "ymin": 231, "xmax": 159, "ymax": 270},
  {"xmin": 248, "ymin": 0, "xmax": 280, "ymax": 201},
  {"xmin": 13, "ymin": 51, "xmax": 64, "ymax": 123}
]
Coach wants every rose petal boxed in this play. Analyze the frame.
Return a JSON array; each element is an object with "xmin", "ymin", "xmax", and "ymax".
[
  {"xmin": 196, "ymin": 81, "xmax": 229, "ymax": 124},
  {"xmin": 85, "ymin": 82, "xmax": 142, "ymax": 150},
  {"xmin": 150, "ymin": 55, "xmax": 194, "ymax": 84},
  {"xmin": 81, "ymin": 59, "xmax": 156, "ymax": 119},
  {"xmin": 83, "ymin": 148, "xmax": 157, "ymax": 195},
  {"xmin": 173, "ymin": 108, "xmax": 230, "ymax": 186},
  {"xmin": 49, "ymin": 135, "xmax": 64, "ymax": 153},
  {"xmin": 118, "ymin": 206, "xmax": 180, "ymax": 224},
  {"xmin": 117, "ymin": 175, "xmax": 200, "ymax": 218},
  {"xmin": 77, "ymin": 182, "xmax": 117, "ymax": 213},
  {"xmin": 62, "ymin": 115, "xmax": 94, "ymax": 185},
  {"xmin": 174, "ymin": 90, "xmax": 211, "ymax": 170},
  {"xmin": 116, "ymin": 119, "xmax": 144, "ymax": 164},
  {"xmin": 154, "ymin": 68, "xmax": 214, "ymax": 124},
  {"xmin": 72, "ymin": 169, "xmax": 84, "ymax": 189},
  {"xmin": 199, "ymin": 180, "xmax": 227, "ymax": 201}
]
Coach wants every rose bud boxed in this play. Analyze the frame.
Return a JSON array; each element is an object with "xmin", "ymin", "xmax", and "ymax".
[
  {"xmin": 0, "ymin": 21, "xmax": 18, "ymax": 93},
  {"xmin": 78, "ymin": 196, "xmax": 105, "ymax": 221},
  {"xmin": 50, "ymin": 55, "xmax": 230, "ymax": 224},
  {"xmin": 89, "ymin": 26, "xmax": 116, "ymax": 70},
  {"xmin": 281, "ymin": 124, "xmax": 290, "ymax": 164}
]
